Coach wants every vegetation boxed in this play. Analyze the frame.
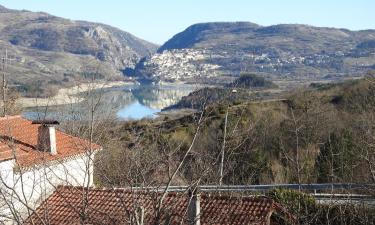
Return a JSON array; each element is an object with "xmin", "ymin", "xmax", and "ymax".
[
  {"xmin": 95, "ymin": 77, "xmax": 375, "ymax": 187},
  {"xmin": 0, "ymin": 86, "xmax": 22, "ymax": 116},
  {"xmin": 269, "ymin": 189, "xmax": 375, "ymax": 224},
  {"xmin": 226, "ymin": 73, "xmax": 277, "ymax": 89},
  {"xmin": 164, "ymin": 87, "xmax": 255, "ymax": 110},
  {"xmin": 165, "ymin": 75, "xmax": 278, "ymax": 111},
  {"xmin": 91, "ymin": 80, "xmax": 375, "ymax": 223}
]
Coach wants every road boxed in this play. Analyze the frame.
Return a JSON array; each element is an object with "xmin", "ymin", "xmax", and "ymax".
[{"xmin": 135, "ymin": 183, "xmax": 375, "ymax": 206}]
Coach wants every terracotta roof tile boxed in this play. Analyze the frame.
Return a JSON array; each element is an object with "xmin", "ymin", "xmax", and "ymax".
[
  {"xmin": 0, "ymin": 115, "xmax": 101, "ymax": 168},
  {"xmin": 24, "ymin": 186, "xmax": 296, "ymax": 225}
]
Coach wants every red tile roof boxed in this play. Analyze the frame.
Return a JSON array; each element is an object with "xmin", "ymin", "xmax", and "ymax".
[
  {"xmin": 0, "ymin": 115, "xmax": 101, "ymax": 168},
  {"xmin": 24, "ymin": 186, "xmax": 296, "ymax": 225}
]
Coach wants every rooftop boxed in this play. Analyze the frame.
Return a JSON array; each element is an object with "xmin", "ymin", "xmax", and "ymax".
[
  {"xmin": 0, "ymin": 115, "xmax": 101, "ymax": 168},
  {"xmin": 24, "ymin": 186, "xmax": 296, "ymax": 225}
]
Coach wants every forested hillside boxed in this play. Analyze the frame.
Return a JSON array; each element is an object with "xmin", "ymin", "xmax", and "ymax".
[{"xmin": 94, "ymin": 74, "xmax": 375, "ymax": 187}]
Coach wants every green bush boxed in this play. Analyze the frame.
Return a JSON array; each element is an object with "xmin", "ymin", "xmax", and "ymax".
[
  {"xmin": 316, "ymin": 130, "xmax": 359, "ymax": 183},
  {"xmin": 269, "ymin": 188, "xmax": 316, "ymax": 213},
  {"xmin": 226, "ymin": 73, "xmax": 277, "ymax": 89},
  {"xmin": 269, "ymin": 189, "xmax": 375, "ymax": 224}
]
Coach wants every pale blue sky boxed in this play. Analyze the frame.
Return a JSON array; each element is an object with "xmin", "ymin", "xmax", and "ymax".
[{"xmin": 0, "ymin": 0, "xmax": 373, "ymax": 44}]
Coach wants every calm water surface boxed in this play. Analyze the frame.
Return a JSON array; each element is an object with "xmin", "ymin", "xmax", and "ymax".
[
  {"xmin": 23, "ymin": 84, "xmax": 195, "ymax": 121},
  {"xmin": 116, "ymin": 101, "xmax": 160, "ymax": 120}
]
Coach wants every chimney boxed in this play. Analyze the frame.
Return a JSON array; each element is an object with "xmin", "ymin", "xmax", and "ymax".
[
  {"xmin": 32, "ymin": 120, "xmax": 59, "ymax": 155},
  {"xmin": 187, "ymin": 188, "xmax": 201, "ymax": 225}
]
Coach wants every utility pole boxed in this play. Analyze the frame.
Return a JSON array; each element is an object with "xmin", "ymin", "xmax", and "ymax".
[
  {"xmin": 219, "ymin": 107, "xmax": 229, "ymax": 186},
  {"xmin": 1, "ymin": 49, "xmax": 15, "ymax": 117},
  {"xmin": 2, "ymin": 49, "xmax": 7, "ymax": 116}
]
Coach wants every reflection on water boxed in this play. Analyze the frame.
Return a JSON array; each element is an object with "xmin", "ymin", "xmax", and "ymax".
[
  {"xmin": 23, "ymin": 84, "xmax": 196, "ymax": 121},
  {"xmin": 132, "ymin": 86, "xmax": 192, "ymax": 109},
  {"xmin": 117, "ymin": 101, "xmax": 160, "ymax": 120}
]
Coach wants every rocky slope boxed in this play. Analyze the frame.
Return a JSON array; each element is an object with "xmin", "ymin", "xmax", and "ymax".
[
  {"xmin": 136, "ymin": 22, "xmax": 375, "ymax": 83},
  {"xmin": 0, "ymin": 5, "xmax": 158, "ymax": 96}
]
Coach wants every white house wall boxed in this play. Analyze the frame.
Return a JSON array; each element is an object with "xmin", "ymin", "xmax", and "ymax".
[{"xmin": 0, "ymin": 152, "xmax": 96, "ymax": 224}]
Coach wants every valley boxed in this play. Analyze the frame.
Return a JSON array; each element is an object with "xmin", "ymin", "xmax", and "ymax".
[
  {"xmin": 0, "ymin": 5, "xmax": 373, "ymax": 100},
  {"xmin": 0, "ymin": 3, "xmax": 374, "ymax": 224}
]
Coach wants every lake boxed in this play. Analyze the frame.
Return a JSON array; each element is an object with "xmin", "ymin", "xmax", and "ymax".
[
  {"xmin": 117, "ymin": 101, "xmax": 161, "ymax": 120},
  {"xmin": 23, "ymin": 84, "xmax": 196, "ymax": 121}
]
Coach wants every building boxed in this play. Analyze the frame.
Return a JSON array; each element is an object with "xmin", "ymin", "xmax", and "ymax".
[
  {"xmin": 0, "ymin": 115, "xmax": 101, "ymax": 223},
  {"xmin": 25, "ymin": 185, "xmax": 296, "ymax": 225}
]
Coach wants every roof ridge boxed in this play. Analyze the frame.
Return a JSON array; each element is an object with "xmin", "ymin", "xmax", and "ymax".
[
  {"xmin": 26, "ymin": 185, "xmax": 296, "ymax": 225},
  {"xmin": 0, "ymin": 115, "xmax": 103, "ymax": 167},
  {"xmin": 0, "ymin": 115, "xmax": 22, "ymax": 121},
  {"xmin": 55, "ymin": 186, "xmax": 274, "ymax": 200}
]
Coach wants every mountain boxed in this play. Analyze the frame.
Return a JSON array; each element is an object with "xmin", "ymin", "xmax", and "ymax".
[
  {"xmin": 0, "ymin": 5, "xmax": 158, "ymax": 96},
  {"xmin": 136, "ymin": 22, "xmax": 375, "ymax": 84}
]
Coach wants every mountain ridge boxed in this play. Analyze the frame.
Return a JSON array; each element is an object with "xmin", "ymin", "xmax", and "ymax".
[
  {"xmin": 0, "ymin": 4, "xmax": 158, "ymax": 96},
  {"xmin": 159, "ymin": 22, "xmax": 375, "ymax": 52},
  {"xmin": 158, "ymin": 22, "xmax": 261, "ymax": 53},
  {"xmin": 137, "ymin": 22, "xmax": 375, "ymax": 84}
]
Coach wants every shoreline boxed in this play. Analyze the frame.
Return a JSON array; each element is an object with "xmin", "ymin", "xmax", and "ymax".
[{"xmin": 18, "ymin": 81, "xmax": 134, "ymax": 108}]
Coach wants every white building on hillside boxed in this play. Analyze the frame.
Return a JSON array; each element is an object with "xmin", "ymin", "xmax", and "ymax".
[{"xmin": 0, "ymin": 115, "xmax": 101, "ymax": 224}]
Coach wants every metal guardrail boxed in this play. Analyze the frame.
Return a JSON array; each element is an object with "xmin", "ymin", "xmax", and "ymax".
[
  {"xmin": 133, "ymin": 183, "xmax": 375, "ymax": 193},
  {"xmin": 129, "ymin": 184, "xmax": 375, "ymax": 206}
]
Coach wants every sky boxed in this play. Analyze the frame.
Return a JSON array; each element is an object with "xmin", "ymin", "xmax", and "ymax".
[{"xmin": 0, "ymin": 0, "xmax": 373, "ymax": 45}]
